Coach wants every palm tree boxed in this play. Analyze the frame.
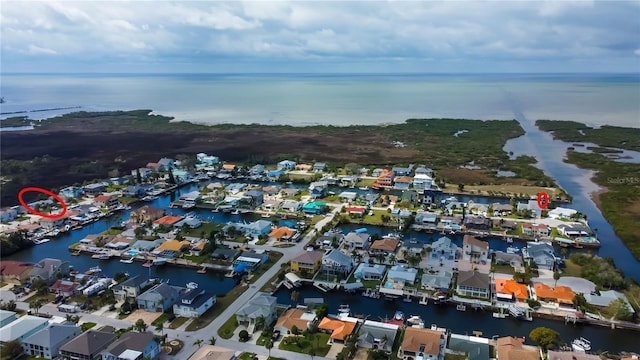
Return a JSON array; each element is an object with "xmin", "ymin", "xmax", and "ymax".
[
  {"xmin": 309, "ymin": 346, "xmax": 317, "ymax": 360},
  {"xmin": 134, "ymin": 319, "xmax": 148, "ymax": 332},
  {"xmin": 381, "ymin": 334, "xmax": 389, "ymax": 349},
  {"xmin": 553, "ymin": 271, "xmax": 560, "ymax": 287},
  {"xmin": 266, "ymin": 340, "xmax": 273, "ymax": 357},
  {"xmin": 290, "ymin": 290, "xmax": 300, "ymax": 304},
  {"xmin": 208, "ymin": 336, "xmax": 217, "ymax": 345},
  {"xmin": 29, "ymin": 299, "xmax": 42, "ymax": 315},
  {"xmin": 256, "ymin": 315, "xmax": 265, "ymax": 331},
  {"xmin": 155, "ymin": 323, "xmax": 164, "ymax": 337},
  {"xmin": 193, "ymin": 339, "xmax": 203, "ymax": 348},
  {"xmin": 389, "ymin": 254, "xmax": 396, "ymax": 265}
]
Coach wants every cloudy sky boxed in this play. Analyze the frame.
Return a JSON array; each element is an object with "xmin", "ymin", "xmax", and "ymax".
[{"xmin": 2, "ymin": 1, "xmax": 639, "ymax": 73}]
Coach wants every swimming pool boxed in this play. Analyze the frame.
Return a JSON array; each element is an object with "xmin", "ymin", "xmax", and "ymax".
[
  {"xmin": 385, "ymin": 281, "xmax": 393, "ymax": 288},
  {"xmin": 126, "ymin": 250, "xmax": 140, "ymax": 256}
]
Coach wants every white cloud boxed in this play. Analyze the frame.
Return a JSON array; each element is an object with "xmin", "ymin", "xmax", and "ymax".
[{"xmin": 27, "ymin": 44, "xmax": 57, "ymax": 55}]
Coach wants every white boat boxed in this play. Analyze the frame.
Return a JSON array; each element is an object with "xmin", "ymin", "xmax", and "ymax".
[
  {"xmin": 456, "ymin": 304, "xmax": 467, "ymax": 311},
  {"xmin": 152, "ymin": 258, "xmax": 167, "ymax": 266},
  {"xmin": 506, "ymin": 237, "xmax": 513, "ymax": 244},
  {"xmin": 120, "ymin": 257, "xmax": 134, "ymax": 264},
  {"xmin": 359, "ymin": 186, "xmax": 369, "ymax": 190},
  {"xmin": 338, "ymin": 304, "xmax": 350, "ymax": 313},
  {"xmin": 571, "ymin": 337, "xmax": 591, "ymax": 352},
  {"xmin": 506, "ymin": 246, "xmax": 520, "ymax": 254},
  {"xmin": 508, "ymin": 304, "xmax": 525, "ymax": 319},
  {"xmin": 33, "ymin": 238, "xmax": 51, "ymax": 245},
  {"xmin": 186, "ymin": 282, "xmax": 198, "ymax": 290},
  {"xmin": 406, "ymin": 315, "xmax": 424, "ymax": 327},
  {"xmin": 394, "ymin": 311, "xmax": 404, "ymax": 321},
  {"xmin": 91, "ymin": 253, "xmax": 111, "ymax": 260}
]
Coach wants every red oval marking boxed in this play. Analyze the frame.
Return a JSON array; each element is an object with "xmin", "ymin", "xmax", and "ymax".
[
  {"xmin": 537, "ymin": 192, "xmax": 549, "ymax": 209},
  {"xmin": 18, "ymin": 187, "xmax": 67, "ymax": 219}
]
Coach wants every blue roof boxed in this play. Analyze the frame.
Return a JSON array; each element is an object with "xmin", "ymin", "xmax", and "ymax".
[{"xmin": 234, "ymin": 263, "xmax": 247, "ymax": 273}]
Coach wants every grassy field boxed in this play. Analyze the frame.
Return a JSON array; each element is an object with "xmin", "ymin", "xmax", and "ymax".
[
  {"xmin": 217, "ymin": 314, "xmax": 238, "ymax": 339},
  {"xmin": 183, "ymin": 222, "xmax": 223, "ymax": 238},
  {"xmin": 168, "ymin": 316, "xmax": 189, "ymax": 329},
  {"xmin": 278, "ymin": 332, "xmax": 331, "ymax": 356},
  {"xmin": 536, "ymin": 120, "xmax": 640, "ymax": 151},
  {"xmin": 459, "ymin": 184, "xmax": 569, "ymax": 202}
]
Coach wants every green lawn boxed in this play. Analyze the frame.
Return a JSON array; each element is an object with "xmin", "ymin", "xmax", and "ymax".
[
  {"xmin": 183, "ymin": 254, "xmax": 209, "ymax": 264},
  {"xmin": 151, "ymin": 313, "xmax": 168, "ymax": 327},
  {"xmin": 239, "ymin": 353, "xmax": 256, "ymax": 360},
  {"xmin": 255, "ymin": 331, "xmax": 272, "ymax": 346},
  {"xmin": 183, "ymin": 222, "xmax": 223, "ymax": 238},
  {"xmin": 361, "ymin": 279, "xmax": 381, "ymax": 289},
  {"xmin": 168, "ymin": 316, "xmax": 189, "ymax": 329},
  {"xmin": 249, "ymin": 251, "xmax": 284, "ymax": 284},
  {"xmin": 561, "ymin": 259, "xmax": 583, "ymax": 278},
  {"xmin": 217, "ymin": 315, "xmax": 238, "ymax": 339},
  {"xmin": 491, "ymin": 264, "xmax": 516, "ymax": 275},
  {"xmin": 101, "ymin": 227, "xmax": 124, "ymax": 235},
  {"xmin": 278, "ymin": 332, "xmax": 331, "ymax": 357}
]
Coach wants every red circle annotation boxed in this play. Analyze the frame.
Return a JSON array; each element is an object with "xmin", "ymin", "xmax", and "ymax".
[
  {"xmin": 18, "ymin": 187, "xmax": 68, "ymax": 219},
  {"xmin": 537, "ymin": 192, "xmax": 549, "ymax": 209}
]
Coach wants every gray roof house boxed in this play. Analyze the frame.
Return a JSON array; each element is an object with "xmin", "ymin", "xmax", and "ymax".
[
  {"xmin": 0, "ymin": 315, "xmax": 49, "ymax": 344},
  {"xmin": 137, "ymin": 283, "xmax": 180, "ymax": 313},
  {"xmin": 344, "ymin": 232, "xmax": 370, "ymax": 249},
  {"xmin": 421, "ymin": 270, "xmax": 453, "ymax": 292},
  {"xmin": 22, "ymin": 323, "xmax": 81, "ymax": 359},
  {"xmin": 243, "ymin": 190, "xmax": 264, "ymax": 206},
  {"xmin": 101, "ymin": 331, "xmax": 160, "ymax": 360},
  {"xmin": 430, "ymin": 236, "xmax": 458, "ymax": 261},
  {"xmin": 354, "ymin": 263, "xmax": 386, "ymax": 281},
  {"xmin": 456, "ymin": 271, "xmax": 490, "ymax": 299},
  {"xmin": 357, "ymin": 320, "xmax": 399, "ymax": 352},
  {"xmin": 235, "ymin": 292, "xmax": 278, "ymax": 333},
  {"xmin": 0, "ymin": 309, "xmax": 17, "ymax": 328},
  {"xmin": 447, "ymin": 334, "xmax": 490, "ymax": 360},
  {"xmin": 58, "ymin": 329, "xmax": 116, "ymax": 360},
  {"xmin": 321, "ymin": 249, "xmax": 354, "ymax": 276},
  {"xmin": 585, "ymin": 290, "xmax": 635, "ymax": 314},
  {"xmin": 494, "ymin": 251, "xmax": 524, "ymax": 271},
  {"xmin": 112, "ymin": 276, "xmax": 152, "ymax": 301},
  {"xmin": 211, "ymin": 247, "xmax": 240, "ymax": 261},
  {"xmin": 522, "ymin": 242, "xmax": 556, "ymax": 270},
  {"xmin": 29, "ymin": 258, "xmax": 70, "ymax": 284},
  {"xmin": 173, "ymin": 288, "xmax": 216, "ymax": 318},
  {"xmin": 387, "ymin": 265, "xmax": 418, "ymax": 285}
]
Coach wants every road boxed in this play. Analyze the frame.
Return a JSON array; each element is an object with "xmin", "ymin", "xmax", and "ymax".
[{"xmin": 3, "ymin": 206, "xmax": 341, "ymax": 360}]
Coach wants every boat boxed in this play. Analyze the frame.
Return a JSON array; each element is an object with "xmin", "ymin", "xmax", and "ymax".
[
  {"xmin": 85, "ymin": 266, "xmax": 102, "ymax": 275},
  {"xmin": 406, "ymin": 315, "xmax": 424, "ymax": 327},
  {"xmin": 231, "ymin": 209, "xmax": 240, "ymax": 215},
  {"xmin": 403, "ymin": 295, "xmax": 412, "ymax": 302},
  {"xmin": 142, "ymin": 261, "xmax": 153, "ymax": 268},
  {"xmin": 506, "ymin": 246, "xmax": 520, "ymax": 254},
  {"xmin": 338, "ymin": 304, "xmax": 351, "ymax": 313},
  {"xmin": 152, "ymin": 258, "xmax": 167, "ymax": 266},
  {"xmin": 71, "ymin": 225, "xmax": 83, "ymax": 230},
  {"xmin": 506, "ymin": 237, "xmax": 513, "ymax": 244},
  {"xmin": 508, "ymin": 304, "xmax": 525, "ymax": 319},
  {"xmin": 394, "ymin": 311, "xmax": 404, "ymax": 321},
  {"xmin": 358, "ymin": 186, "xmax": 369, "ymax": 190},
  {"xmin": 187, "ymin": 282, "xmax": 199, "ymax": 290},
  {"xmin": 71, "ymin": 250, "xmax": 81, "ymax": 256},
  {"xmin": 571, "ymin": 337, "xmax": 591, "ymax": 352},
  {"xmin": 33, "ymin": 238, "xmax": 51, "ymax": 245},
  {"xmin": 456, "ymin": 304, "xmax": 467, "ymax": 311},
  {"xmin": 120, "ymin": 257, "xmax": 134, "ymax": 264},
  {"xmin": 91, "ymin": 253, "xmax": 110, "ymax": 260}
]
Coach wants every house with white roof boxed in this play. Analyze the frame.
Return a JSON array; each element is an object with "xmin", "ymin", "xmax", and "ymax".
[
  {"xmin": 344, "ymin": 232, "xmax": 370, "ymax": 249},
  {"xmin": 22, "ymin": 323, "xmax": 80, "ymax": 359},
  {"xmin": 548, "ymin": 207, "xmax": 578, "ymax": 219},
  {"xmin": 354, "ymin": 263, "xmax": 386, "ymax": 281},
  {"xmin": 413, "ymin": 174, "xmax": 433, "ymax": 190},
  {"xmin": 277, "ymin": 160, "xmax": 297, "ymax": 171},
  {"xmin": 585, "ymin": 290, "xmax": 635, "ymax": 315},
  {"xmin": 386, "ymin": 264, "xmax": 418, "ymax": 285},
  {"xmin": 0, "ymin": 315, "xmax": 49, "ymax": 344}
]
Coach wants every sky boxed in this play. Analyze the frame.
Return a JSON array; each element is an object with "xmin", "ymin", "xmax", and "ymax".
[{"xmin": 1, "ymin": 1, "xmax": 640, "ymax": 74}]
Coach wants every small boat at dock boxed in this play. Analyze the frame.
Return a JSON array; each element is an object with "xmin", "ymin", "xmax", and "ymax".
[
  {"xmin": 152, "ymin": 258, "xmax": 167, "ymax": 266},
  {"xmin": 120, "ymin": 257, "xmax": 135, "ymax": 264},
  {"xmin": 338, "ymin": 304, "xmax": 351, "ymax": 313},
  {"xmin": 33, "ymin": 238, "xmax": 51, "ymax": 245},
  {"xmin": 456, "ymin": 304, "xmax": 467, "ymax": 311},
  {"xmin": 571, "ymin": 337, "xmax": 591, "ymax": 352}
]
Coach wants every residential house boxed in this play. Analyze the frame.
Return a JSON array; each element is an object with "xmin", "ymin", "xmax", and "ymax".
[
  {"xmin": 296, "ymin": 164, "xmax": 313, "ymax": 171},
  {"xmin": 493, "ymin": 219, "xmax": 518, "ymax": 231},
  {"xmin": 462, "ymin": 235, "xmax": 490, "ymax": 263},
  {"xmin": 421, "ymin": 270, "xmax": 453, "ymax": 292},
  {"xmin": 371, "ymin": 168, "xmax": 384, "ymax": 177},
  {"xmin": 309, "ymin": 181, "xmax": 328, "ymax": 199},
  {"xmin": 268, "ymin": 227, "xmax": 297, "ymax": 242},
  {"xmin": 243, "ymin": 190, "xmax": 264, "ymax": 207},
  {"xmin": 157, "ymin": 157, "xmax": 174, "ymax": 170},
  {"xmin": 262, "ymin": 199, "xmax": 282, "ymax": 212},
  {"xmin": 101, "ymin": 331, "xmax": 160, "ymax": 360},
  {"xmin": 344, "ymin": 232, "xmax": 370, "ymax": 249},
  {"xmin": 423, "ymin": 189, "xmax": 444, "ymax": 206},
  {"xmin": 493, "ymin": 252, "xmax": 524, "ymax": 271},
  {"xmin": 557, "ymin": 223, "xmax": 591, "ymax": 238},
  {"xmin": 392, "ymin": 164, "xmax": 414, "ymax": 176},
  {"xmin": 129, "ymin": 239, "xmax": 164, "ymax": 253},
  {"xmin": 173, "ymin": 287, "xmax": 216, "ymax": 318},
  {"xmin": 277, "ymin": 160, "xmax": 297, "ymax": 171},
  {"xmin": 112, "ymin": 276, "xmax": 152, "ymax": 301},
  {"xmin": 152, "ymin": 215, "xmax": 183, "ymax": 228},
  {"xmin": 22, "ymin": 323, "xmax": 80, "ymax": 359},
  {"xmin": 274, "ymin": 308, "xmax": 315, "ymax": 334},
  {"xmin": 234, "ymin": 220, "xmax": 273, "ymax": 238},
  {"xmin": 146, "ymin": 162, "xmax": 162, "ymax": 171},
  {"xmin": 196, "ymin": 153, "xmax": 219, "ymax": 166},
  {"xmin": 0, "ymin": 315, "xmax": 49, "ymax": 344},
  {"xmin": 131, "ymin": 167, "xmax": 152, "ymax": 179},
  {"xmin": 495, "ymin": 279, "xmax": 528, "ymax": 302},
  {"xmin": 188, "ymin": 346, "xmax": 236, "ymax": 360},
  {"xmin": 439, "ymin": 216, "xmax": 463, "ymax": 231},
  {"xmin": 0, "ymin": 310, "xmax": 17, "ymax": 328},
  {"xmin": 137, "ymin": 283, "xmax": 180, "ymax": 312},
  {"xmin": 364, "ymin": 193, "xmax": 379, "ymax": 206},
  {"xmin": 29, "ymin": 258, "xmax": 70, "ymax": 285},
  {"xmin": 313, "ymin": 162, "xmax": 328, "ymax": 172},
  {"xmin": 430, "ymin": 236, "xmax": 458, "ymax": 261},
  {"xmin": 211, "ymin": 247, "xmax": 240, "ymax": 262},
  {"xmin": 59, "ymin": 186, "xmax": 84, "ymax": 200},
  {"xmin": 266, "ymin": 169, "xmax": 283, "ymax": 180},
  {"xmin": 0, "ymin": 260, "xmax": 34, "ymax": 284},
  {"xmin": 58, "ymin": 330, "xmax": 116, "ymax": 360},
  {"xmin": 495, "ymin": 336, "xmax": 539, "ymax": 360},
  {"xmin": 493, "ymin": 203, "xmax": 513, "ymax": 214},
  {"xmin": 547, "ymin": 352, "xmax": 602, "ymax": 360},
  {"xmin": 414, "ymin": 166, "xmax": 433, "ymax": 176},
  {"xmin": 318, "ymin": 233, "xmax": 345, "ymax": 249},
  {"xmin": 415, "ymin": 211, "xmax": 438, "ymax": 225},
  {"xmin": 84, "ymin": 182, "xmax": 108, "ymax": 196},
  {"xmin": 413, "ymin": 174, "xmax": 433, "ymax": 190},
  {"xmin": 387, "ymin": 265, "xmax": 418, "ymax": 286},
  {"xmin": 280, "ymin": 199, "xmax": 301, "ymax": 212},
  {"xmin": 339, "ymin": 176, "xmax": 359, "ymax": 187},
  {"xmin": 49, "ymin": 280, "xmax": 81, "ymax": 298},
  {"xmin": 464, "ymin": 216, "xmax": 491, "ymax": 231},
  {"xmin": 153, "ymin": 240, "xmax": 191, "ymax": 257},
  {"xmin": 533, "ymin": 283, "xmax": 574, "ymax": 306},
  {"xmin": 235, "ymin": 293, "xmax": 277, "ymax": 333},
  {"xmin": 302, "ymin": 201, "xmax": 326, "ymax": 214},
  {"xmin": 109, "ymin": 176, "xmax": 130, "ymax": 186},
  {"xmin": 522, "ymin": 223, "xmax": 550, "ymax": 237},
  {"xmin": 447, "ymin": 334, "xmax": 490, "ymax": 360},
  {"xmin": 345, "ymin": 206, "xmax": 366, "ymax": 216},
  {"xmin": 123, "ymin": 185, "xmax": 146, "ymax": 198},
  {"xmin": 248, "ymin": 164, "xmax": 265, "ymax": 176},
  {"xmin": 354, "ymin": 263, "xmax": 386, "ymax": 281},
  {"xmin": 93, "ymin": 195, "xmax": 119, "ymax": 210},
  {"xmin": 129, "ymin": 206, "xmax": 165, "ymax": 224},
  {"xmin": 375, "ymin": 169, "xmax": 394, "ymax": 187},
  {"xmin": 357, "ymin": 320, "xmax": 399, "ymax": 352},
  {"xmin": 339, "ymin": 191, "xmax": 358, "ymax": 203},
  {"xmin": 233, "ymin": 251, "xmax": 268, "ymax": 271},
  {"xmin": 401, "ymin": 190, "xmax": 419, "ymax": 204},
  {"xmin": 261, "ymin": 185, "xmax": 281, "ymax": 196},
  {"xmin": 522, "ymin": 242, "xmax": 557, "ymax": 270},
  {"xmin": 290, "ymin": 250, "xmax": 324, "ymax": 274},
  {"xmin": 318, "ymin": 317, "xmax": 358, "ymax": 344},
  {"xmin": 517, "ymin": 199, "xmax": 542, "ymax": 218},
  {"xmin": 174, "ymin": 216, "xmax": 202, "ymax": 229},
  {"xmin": 394, "ymin": 176, "xmax": 413, "ymax": 190},
  {"xmin": 400, "ymin": 327, "xmax": 445, "ymax": 360},
  {"xmin": 548, "ymin": 207, "xmax": 578, "ymax": 220},
  {"xmin": 370, "ymin": 237, "xmax": 400, "ymax": 255},
  {"xmin": 456, "ymin": 271, "xmax": 490, "ymax": 299},
  {"xmin": 321, "ymin": 249, "xmax": 354, "ymax": 277},
  {"xmin": 585, "ymin": 290, "xmax": 635, "ymax": 315},
  {"xmin": 0, "ymin": 207, "xmax": 18, "ymax": 222}
]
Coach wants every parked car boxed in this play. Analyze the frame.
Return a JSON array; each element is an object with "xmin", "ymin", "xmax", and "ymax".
[{"xmin": 52, "ymin": 295, "xmax": 63, "ymax": 304}]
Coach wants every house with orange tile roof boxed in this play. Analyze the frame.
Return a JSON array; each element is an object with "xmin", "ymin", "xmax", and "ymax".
[
  {"xmin": 295, "ymin": 164, "xmax": 313, "ymax": 171},
  {"xmin": 153, "ymin": 215, "xmax": 183, "ymax": 227},
  {"xmin": 318, "ymin": 317, "xmax": 358, "ymax": 343},
  {"xmin": 221, "ymin": 163, "xmax": 236, "ymax": 171},
  {"xmin": 93, "ymin": 195, "xmax": 119, "ymax": 209},
  {"xmin": 400, "ymin": 327, "xmax": 445, "ymax": 360},
  {"xmin": 496, "ymin": 336, "xmax": 539, "ymax": 360},
  {"xmin": 268, "ymin": 227, "xmax": 297, "ymax": 242},
  {"xmin": 495, "ymin": 279, "xmax": 529, "ymax": 302},
  {"xmin": 533, "ymin": 283, "xmax": 574, "ymax": 305},
  {"xmin": 275, "ymin": 308, "xmax": 316, "ymax": 334},
  {"xmin": 375, "ymin": 169, "xmax": 394, "ymax": 188},
  {"xmin": 370, "ymin": 237, "xmax": 400, "ymax": 254},
  {"xmin": 189, "ymin": 241, "xmax": 207, "ymax": 256},
  {"xmin": 154, "ymin": 240, "xmax": 191, "ymax": 253}
]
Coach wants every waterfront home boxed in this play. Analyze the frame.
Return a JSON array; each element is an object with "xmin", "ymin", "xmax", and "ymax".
[
  {"xmin": 22, "ymin": 323, "xmax": 80, "ymax": 360},
  {"xmin": 173, "ymin": 287, "xmax": 215, "ymax": 318},
  {"xmin": 423, "ymin": 188, "xmax": 444, "ymax": 206},
  {"xmin": 357, "ymin": 320, "xmax": 398, "ymax": 352},
  {"xmin": 517, "ymin": 199, "xmax": 542, "ymax": 218},
  {"xmin": 0, "ymin": 315, "xmax": 49, "ymax": 344},
  {"xmin": 415, "ymin": 210, "xmax": 438, "ymax": 225},
  {"xmin": 447, "ymin": 334, "xmax": 490, "ymax": 360},
  {"xmin": 113, "ymin": 276, "xmax": 153, "ymax": 301},
  {"xmin": 462, "ymin": 235, "xmax": 490, "ymax": 263},
  {"xmin": 131, "ymin": 167, "xmax": 153, "ymax": 179},
  {"xmin": 413, "ymin": 174, "xmax": 433, "ymax": 190},
  {"xmin": 345, "ymin": 206, "xmax": 366, "ymax": 216},
  {"xmin": 221, "ymin": 163, "xmax": 237, "ymax": 172},
  {"xmin": 344, "ymin": 232, "xmax": 370, "ymax": 249},
  {"xmin": 557, "ymin": 223, "xmax": 591, "ymax": 237},
  {"xmin": 371, "ymin": 168, "xmax": 383, "ymax": 177},
  {"xmin": 152, "ymin": 215, "xmax": 183, "ymax": 228},
  {"xmin": 548, "ymin": 207, "xmax": 578, "ymax": 220},
  {"xmin": 290, "ymin": 249, "xmax": 324, "ymax": 274},
  {"xmin": 364, "ymin": 193, "xmax": 379, "ymax": 206},
  {"xmin": 226, "ymin": 220, "xmax": 272, "ymax": 238},
  {"xmin": 439, "ymin": 216, "xmax": 463, "ymax": 231},
  {"xmin": 211, "ymin": 247, "xmax": 240, "ymax": 261},
  {"xmin": 93, "ymin": 195, "xmax": 120, "ymax": 210},
  {"xmin": 59, "ymin": 186, "xmax": 84, "ymax": 200},
  {"xmin": 130, "ymin": 238, "xmax": 164, "ymax": 252},
  {"xmin": 130, "ymin": 206, "xmax": 165, "ymax": 224},
  {"xmin": 339, "ymin": 175, "xmax": 359, "ymax": 187},
  {"xmin": 421, "ymin": 270, "xmax": 453, "ymax": 292},
  {"xmin": 233, "ymin": 251, "xmax": 268, "ymax": 271},
  {"xmin": 370, "ymin": 237, "xmax": 400, "ymax": 255},
  {"xmin": 309, "ymin": 181, "xmax": 329, "ymax": 199},
  {"xmin": 30, "ymin": 258, "xmax": 70, "ymax": 285},
  {"xmin": 261, "ymin": 185, "xmax": 281, "ymax": 196},
  {"xmin": 493, "ymin": 219, "xmax": 517, "ymax": 230},
  {"xmin": 391, "ymin": 208, "xmax": 412, "ymax": 219},
  {"xmin": 387, "ymin": 264, "xmax": 418, "ymax": 285},
  {"xmin": 104, "ymin": 236, "xmax": 134, "ymax": 250},
  {"xmin": 495, "ymin": 279, "xmax": 528, "ymax": 302},
  {"xmin": 188, "ymin": 345, "xmax": 236, "ymax": 360},
  {"xmin": 392, "ymin": 164, "xmax": 414, "ymax": 176},
  {"xmin": 174, "ymin": 216, "xmax": 202, "ymax": 229},
  {"xmin": 313, "ymin": 162, "xmax": 328, "ymax": 172},
  {"xmin": 137, "ymin": 283, "xmax": 180, "ymax": 312},
  {"xmin": 235, "ymin": 292, "xmax": 277, "ymax": 333},
  {"xmin": 430, "ymin": 236, "xmax": 458, "ymax": 261},
  {"xmin": 354, "ymin": 263, "xmax": 386, "ymax": 281},
  {"xmin": 268, "ymin": 227, "xmax": 296, "ymax": 242},
  {"xmin": 303, "ymin": 201, "xmax": 327, "ymax": 215},
  {"xmin": 146, "ymin": 162, "xmax": 162, "ymax": 171},
  {"xmin": 280, "ymin": 188, "xmax": 299, "ymax": 198},
  {"xmin": 374, "ymin": 169, "xmax": 394, "ymax": 188},
  {"xmin": 156, "ymin": 157, "xmax": 174, "ymax": 170},
  {"xmin": 493, "ymin": 251, "xmax": 524, "ymax": 271},
  {"xmin": 522, "ymin": 242, "xmax": 556, "ymax": 270},
  {"xmin": 414, "ymin": 166, "xmax": 433, "ymax": 176},
  {"xmin": 275, "ymin": 308, "xmax": 315, "ymax": 334},
  {"xmin": 266, "ymin": 169, "xmax": 283, "ymax": 180},
  {"xmin": 280, "ymin": 199, "xmax": 301, "ymax": 212},
  {"xmin": 49, "ymin": 280, "xmax": 81, "ymax": 298},
  {"xmin": 533, "ymin": 283, "xmax": 574, "ymax": 306},
  {"xmin": 153, "ymin": 239, "xmax": 191, "ymax": 257},
  {"xmin": 496, "ymin": 336, "xmax": 539, "ymax": 360},
  {"xmin": 318, "ymin": 316, "xmax": 358, "ymax": 343},
  {"xmin": 394, "ymin": 176, "xmax": 413, "ymax": 190},
  {"xmin": 0, "ymin": 260, "xmax": 33, "ymax": 284},
  {"xmin": 463, "ymin": 216, "xmax": 491, "ymax": 231},
  {"xmin": 400, "ymin": 327, "xmax": 446, "ymax": 360},
  {"xmin": 109, "ymin": 176, "xmax": 131, "ymax": 185},
  {"xmin": 196, "ymin": 153, "xmax": 219, "ymax": 167},
  {"xmin": 401, "ymin": 190, "xmax": 420, "ymax": 204},
  {"xmin": 249, "ymin": 164, "xmax": 265, "ymax": 176},
  {"xmin": 585, "ymin": 290, "xmax": 635, "ymax": 315},
  {"xmin": 39, "ymin": 212, "xmax": 76, "ymax": 230},
  {"xmin": 277, "ymin": 160, "xmax": 297, "ymax": 171},
  {"xmin": 101, "ymin": 331, "xmax": 160, "ymax": 360},
  {"xmin": 0, "ymin": 310, "xmax": 17, "ymax": 328},
  {"xmin": 83, "ymin": 182, "xmax": 109, "ymax": 196},
  {"xmin": 179, "ymin": 191, "xmax": 201, "ymax": 203},
  {"xmin": 243, "ymin": 190, "xmax": 264, "ymax": 207},
  {"xmin": 318, "ymin": 233, "xmax": 345, "ymax": 249},
  {"xmin": 123, "ymin": 185, "xmax": 146, "ymax": 198},
  {"xmin": 322, "ymin": 249, "xmax": 354, "ymax": 277},
  {"xmin": 262, "ymin": 199, "xmax": 282, "ymax": 212},
  {"xmin": 0, "ymin": 207, "xmax": 19, "ymax": 222},
  {"xmin": 339, "ymin": 191, "xmax": 358, "ymax": 202},
  {"xmin": 58, "ymin": 329, "xmax": 116, "ymax": 360},
  {"xmin": 522, "ymin": 223, "xmax": 550, "ymax": 237},
  {"xmin": 455, "ymin": 271, "xmax": 490, "ymax": 299},
  {"xmin": 295, "ymin": 163, "xmax": 312, "ymax": 171}
]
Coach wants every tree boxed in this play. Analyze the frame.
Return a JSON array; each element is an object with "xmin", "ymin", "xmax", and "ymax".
[
  {"xmin": 458, "ymin": 184, "xmax": 464, "ymax": 192},
  {"xmin": 266, "ymin": 340, "xmax": 273, "ymax": 357},
  {"xmin": 31, "ymin": 278, "xmax": 48, "ymax": 295},
  {"xmin": 136, "ymin": 168, "xmax": 142, "ymax": 184},
  {"xmin": 529, "ymin": 327, "xmax": 560, "ymax": 350},
  {"xmin": 315, "ymin": 303, "xmax": 329, "ymax": 319},
  {"xmin": 134, "ymin": 227, "xmax": 146, "ymax": 240},
  {"xmin": 155, "ymin": 323, "xmax": 164, "ymax": 337},
  {"xmin": 29, "ymin": 299, "xmax": 43, "ymax": 315},
  {"xmin": 607, "ymin": 298, "xmax": 632, "ymax": 320},
  {"xmin": 238, "ymin": 329, "xmax": 250, "ymax": 342},
  {"xmin": 0, "ymin": 340, "xmax": 23, "ymax": 359},
  {"xmin": 209, "ymin": 336, "xmax": 217, "ymax": 345},
  {"xmin": 553, "ymin": 271, "xmax": 560, "ymax": 287},
  {"xmin": 381, "ymin": 334, "xmax": 389, "ymax": 348},
  {"xmin": 114, "ymin": 272, "xmax": 128, "ymax": 284},
  {"xmin": 193, "ymin": 339, "xmax": 203, "ymax": 348},
  {"xmin": 573, "ymin": 293, "xmax": 587, "ymax": 312},
  {"xmin": 255, "ymin": 315, "xmax": 265, "ymax": 331},
  {"xmin": 168, "ymin": 169, "xmax": 176, "ymax": 184},
  {"xmin": 290, "ymin": 290, "xmax": 300, "ymax": 304},
  {"xmin": 291, "ymin": 325, "xmax": 299, "ymax": 336},
  {"xmin": 134, "ymin": 319, "xmax": 148, "ymax": 332}
]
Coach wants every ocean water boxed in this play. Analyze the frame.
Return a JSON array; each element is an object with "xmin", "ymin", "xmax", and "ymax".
[{"xmin": 1, "ymin": 73, "xmax": 638, "ymax": 128}]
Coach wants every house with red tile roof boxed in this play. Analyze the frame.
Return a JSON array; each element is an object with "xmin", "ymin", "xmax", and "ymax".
[
  {"xmin": 318, "ymin": 317, "xmax": 357, "ymax": 343},
  {"xmin": 153, "ymin": 215, "xmax": 183, "ymax": 227},
  {"xmin": 268, "ymin": 227, "xmax": 297, "ymax": 242},
  {"xmin": 0, "ymin": 261, "xmax": 33, "ymax": 284},
  {"xmin": 533, "ymin": 283, "xmax": 574, "ymax": 305},
  {"xmin": 495, "ymin": 279, "xmax": 529, "ymax": 302}
]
